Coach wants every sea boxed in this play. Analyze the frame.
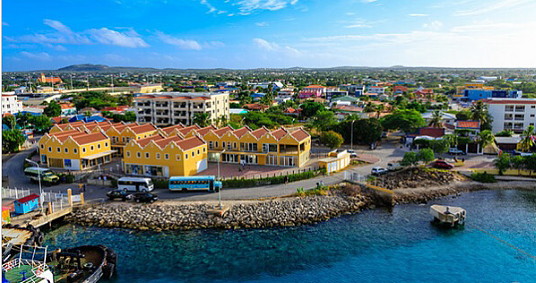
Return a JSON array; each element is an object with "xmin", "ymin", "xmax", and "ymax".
[{"xmin": 44, "ymin": 189, "xmax": 536, "ymax": 283}]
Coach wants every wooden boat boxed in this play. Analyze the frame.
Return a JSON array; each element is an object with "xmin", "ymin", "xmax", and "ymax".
[{"xmin": 430, "ymin": 205, "xmax": 466, "ymax": 227}]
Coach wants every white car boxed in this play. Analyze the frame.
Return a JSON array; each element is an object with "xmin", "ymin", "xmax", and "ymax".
[
  {"xmin": 371, "ymin": 167, "xmax": 388, "ymax": 176},
  {"xmin": 347, "ymin": 150, "xmax": 358, "ymax": 158},
  {"xmin": 387, "ymin": 163, "xmax": 402, "ymax": 171}
]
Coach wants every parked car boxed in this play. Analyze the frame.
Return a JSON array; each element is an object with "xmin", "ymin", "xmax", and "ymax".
[
  {"xmin": 106, "ymin": 189, "xmax": 132, "ymax": 201},
  {"xmin": 430, "ymin": 160, "xmax": 454, "ymax": 169},
  {"xmin": 448, "ymin": 148, "xmax": 467, "ymax": 155},
  {"xmin": 513, "ymin": 150, "xmax": 533, "ymax": 156},
  {"xmin": 371, "ymin": 167, "xmax": 389, "ymax": 176},
  {"xmin": 347, "ymin": 150, "xmax": 358, "ymax": 158},
  {"xmin": 387, "ymin": 162, "xmax": 402, "ymax": 171},
  {"xmin": 130, "ymin": 192, "xmax": 158, "ymax": 203}
]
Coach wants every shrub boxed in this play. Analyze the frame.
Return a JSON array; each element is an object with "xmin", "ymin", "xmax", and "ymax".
[
  {"xmin": 470, "ymin": 172, "xmax": 497, "ymax": 183},
  {"xmin": 222, "ymin": 169, "xmax": 324, "ymax": 188}
]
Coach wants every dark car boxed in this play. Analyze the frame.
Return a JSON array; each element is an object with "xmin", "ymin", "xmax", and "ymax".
[
  {"xmin": 131, "ymin": 192, "xmax": 158, "ymax": 203},
  {"xmin": 106, "ymin": 189, "xmax": 131, "ymax": 201},
  {"xmin": 430, "ymin": 160, "xmax": 454, "ymax": 169}
]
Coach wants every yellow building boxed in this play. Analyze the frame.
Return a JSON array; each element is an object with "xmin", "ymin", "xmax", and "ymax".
[
  {"xmin": 200, "ymin": 126, "xmax": 311, "ymax": 167},
  {"xmin": 38, "ymin": 129, "xmax": 114, "ymax": 170},
  {"xmin": 104, "ymin": 123, "xmax": 158, "ymax": 157},
  {"xmin": 123, "ymin": 134, "xmax": 208, "ymax": 177}
]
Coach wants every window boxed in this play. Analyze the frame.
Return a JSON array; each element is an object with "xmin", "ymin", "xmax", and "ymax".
[
  {"xmin": 74, "ymin": 149, "xmax": 78, "ymax": 154},
  {"xmin": 215, "ymin": 141, "xmax": 219, "ymax": 148},
  {"xmin": 185, "ymin": 154, "xmax": 189, "ymax": 159},
  {"xmin": 165, "ymin": 154, "xmax": 169, "ymax": 160},
  {"xmin": 222, "ymin": 142, "xmax": 226, "ymax": 148},
  {"xmin": 105, "ymin": 142, "xmax": 108, "ymax": 147},
  {"xmin": 197, "ymin": 149, "xmax": 200, "ymax": 154},
  {"xmin": 126, "ymin": 151, "xmax": 131, "ymax": 157},
  {"xmin": 90, "ymin": 146, "xmax": 94, "ymax": 151},
  {"xmin": 176, "ymin": 154, "xmax": 181, "ymax": 161},
  {"xmin": 531, "ymin": 114, "xmax": 535, "ymax": 118},
  {"xmin": 192, "ymin": 151, "xmax": 195, "ymax": 157},
  {"xmin": 57, "ymin": 147, "xmax": 61, "ymax": 152},
  {"xmin": 137, "ymin": 152, "xmax": 141, "ymax": 158},
  {"xmin": 146, "ymin": 153, "xmax": 150, "ymax": 158},
  {"xmin": 515, "ymin": 105, "xmax": 525, "ymax": 112},
  {"xmin": 532, "ymin": 106, "xmax": 536, "ymax": 109},
  {"xmin": 97, "ymin": 144, "xmax": 101, "ymax": 149},
  {"xmin": 65, "ymin": 148, "xmax": 69, "ymax": 153},
  {"xmin": 156, "ymin": 153, "xmax": 161, "ymax": 159},
  {"xmin": 48, "ymin": 147, "xmax": 52, "ymax": 152},
  {"xmin": 40, "ymin": 145, "xmax": 44, "ymax": 149},
  {"xmin": 83, "ymin": 148, "xmax": 86, "ymax": 153},
  {"xmin": 209, "ymin": 141, "xmax": 214, "ymax": 149},
  {"xmin": 203, "ymin": 148, "xmax": 206, "ymax": 152},
  {"xmin": 505, "ymin": 105, "xmax": 514, "ymax": 112}
]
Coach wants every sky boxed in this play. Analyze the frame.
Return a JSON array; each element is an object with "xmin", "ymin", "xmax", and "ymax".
[{"xmin": 3, "ymin": 0, "xmax": 536, "ymax": 71}]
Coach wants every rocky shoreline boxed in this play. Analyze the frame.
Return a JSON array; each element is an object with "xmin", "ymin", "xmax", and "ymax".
[
  {"xmin": 66, "ymin": 190, "xmax": 370, "ymax": 231},
  {"xmin": 66, "ymin": 180, "xmax": 536, "ymax": 231}
]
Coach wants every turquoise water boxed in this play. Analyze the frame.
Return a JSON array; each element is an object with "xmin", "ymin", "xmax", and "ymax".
[{"xmin": 44, "ymin": 190, "xmax": 536, "ymax": 283}]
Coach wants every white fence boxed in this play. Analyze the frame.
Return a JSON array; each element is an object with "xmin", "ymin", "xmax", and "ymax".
[
  {"xmin": 2, "ymin": 187, "xmax": 31, "ymax": 199},
  {"xmin": 2, "ymin": 187, "xmax": 71, "ymax": 213},
  {"xmin": 343, "ymin": 172, "xmax": 366, "ymax": 183}
]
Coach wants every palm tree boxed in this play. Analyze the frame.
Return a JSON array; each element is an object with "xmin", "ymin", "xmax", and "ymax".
[
  {"xmin": 193, "ymin": 112, "xmax": 211, "ymax": 127},
  {"xmin": 428, "ymin": 110, "xmax": 443, "ymax": 128},
  {"xmin": 442, "ymin": 134, "xmax": 458, "ymax": 149},
  {"xmin": 375, "ymin": 104, "xmax": 385, "ymax": 118},
  {"xmin": 470, "ymin": 100, "xmax": 489, "ymax": 128},
  {"xmin": 519, "ymin": 125, "xmax": 535, "ymax": 152},
  {"xmin": 477, "ymin": 130, "xmax": 495, "ymax": 154}
]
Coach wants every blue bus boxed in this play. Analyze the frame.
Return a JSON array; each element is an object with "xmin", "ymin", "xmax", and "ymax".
[{"xmin": 169, "ymin": 176, "xmax": 222, "ymax": 192}]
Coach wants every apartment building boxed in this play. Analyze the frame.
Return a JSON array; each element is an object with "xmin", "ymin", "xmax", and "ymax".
[
  {"xmin": 123, "ymin": 134, "xmax": 208, "ymax": 177},
  {"xmin": 484, "ymin": 98, "xmax": 536, "ymax": 133},
  {"xmin": 134, "ymin": 92, "xmax": 230, "ymax": 126},
  {"xmin": 38, "ymin": 129, "xmax": 114, "ymax": 170},
  {"xmin": 1, "ymin": 94, "xmax": 23, "ymax": 115}
]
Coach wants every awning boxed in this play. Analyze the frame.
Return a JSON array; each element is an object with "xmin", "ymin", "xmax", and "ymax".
[{"xmin": 81, "ymin": 150, "xmax": 117, "ymax": 160}]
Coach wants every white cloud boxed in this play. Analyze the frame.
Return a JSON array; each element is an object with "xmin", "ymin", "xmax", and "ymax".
[
  {"xmin": 422, "ymin": 21, "xmax": 443, "ymax": 30},
  {"xmin": 44, "ymin": 44, "xmax": 67, "ymax": 51},
  {"xmin": 345, "ymin": 24, "xmax": 372, "ymax": 28},
  {"xmin": 20, "ymin": 51, "xmax": 52, "ymax": 61},
  {"xmin": 236, "ymin": 0, "xmax": 299, "ymax": 14},
  {"xmin": 156, "ymin": 32, "xmax": 202, "ymax": 50},
  {"xmin": 360, "ymin": 0, "xmax": 377, "ymax": 3},
  {"xmin": 200, "ymin": 0, "xmax": 218, "ymax": 13},
  {"xmin": 43, "ymin": 19, "xmax": 74, "ymax": 34},
  {"xmin": 253, "ymin": 38, "xmax": 301, "ymax": 55},
  {"xmin": 256, "ymin": 22, "xmax": 269, "ymax": 27},
  {"xmin": 88, "ymin": 28, "xmax": 149, "ymax": 48},
  {"xmin": 409, "ymin": 13, "xmax": 428, "ymax": 17},
  {"xmin": 455, "ymin": 0, "xmax": 533, "ymax": 16}
]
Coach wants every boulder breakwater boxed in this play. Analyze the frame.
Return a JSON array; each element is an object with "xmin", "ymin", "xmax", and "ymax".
[{"xmin": 66, "ymin": 191, "xmax": 370, "ymax": 231}]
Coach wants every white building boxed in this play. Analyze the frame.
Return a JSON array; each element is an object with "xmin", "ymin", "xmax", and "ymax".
[
  {"xmin": 134, "ymin": 92, "xmax": 230, "ymax": 126},
  {"xmin": 1, "ymin": 94, "xmax": 23, "ymax": 115},
  {"xmin": 484, "ymin": 98, "xmax": 536, "ymax": 133}
]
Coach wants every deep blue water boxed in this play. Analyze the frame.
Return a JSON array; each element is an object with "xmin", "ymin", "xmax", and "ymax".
[{"xmin": 44, "ymin": 190, "xmax": 536, "ymax": 283}]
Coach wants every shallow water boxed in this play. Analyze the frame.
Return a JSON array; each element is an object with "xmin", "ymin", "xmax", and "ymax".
[{"xmin": 44, "ymin": 189, "xmax": 536, "ymax": 282}]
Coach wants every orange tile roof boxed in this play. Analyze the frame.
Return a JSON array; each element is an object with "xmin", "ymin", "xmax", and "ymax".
[
  {"xmin": 213, "ymin": 126, "xmax": 234, "ymax": 137},
  {"xmin": 456, "ymin": 121, "xmax": 480, "ymax": 129},
  {"xmin": 196, "ymin": 125, "xmax": 218, "ymax": 136},
  {"xmin": 178, "ymin": 125, "xmax": 201, "ymax": 135},
  {"xmin": 176, "ymin": 136, "xmax": 205, "ymax": 151},
  {"xmin": 482, "ymin": 99, "xmax": 536, "ymax": 105},
  {"xmin": 72, "ymin": 132, "xmax": 108, "ymax": 145},
  {"xmin": 136, "ymin": 134, "xmax": 166, "ymax": 147},
  {"xmin": 130, "ymin": 123, "xmax": 157, "ymax": 134},
  {"xmin": 271, "ymin": 128, "xmax": 288, "ymax": 140},
  {"xmin": 251, "ymin": 127, "xmax": 269, "ymax": 139},
  {"xmin": 304, "ymin": 85, "xmax": 326, "ymax": 89},
  {"xmin": 154, "ymin": 135, "xmax": 184, "ymax": 148},
  {"xmin": 232, "ymin": 127, "xmax": 251, "ymax": 138},
  {"xmin": 291, "ymin": 128, "xmax": 310, "ymax": 141}
]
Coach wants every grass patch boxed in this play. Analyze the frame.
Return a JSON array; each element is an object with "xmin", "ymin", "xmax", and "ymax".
[
  {"xmin": 470, "ymin": 172, "xmax": 497, "ymax": 183},
  {"xmin": 222, "ymin": 169, "xmax": 325, "ymax": 188},
  {"xmin": 295, "ymin": 186, "xmax": 330, "ymax": 197}
]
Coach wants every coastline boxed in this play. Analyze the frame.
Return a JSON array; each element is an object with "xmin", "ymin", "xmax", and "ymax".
[{"xmin": 65, "ymin": 180, "xmax": 536, "ymax": 231}]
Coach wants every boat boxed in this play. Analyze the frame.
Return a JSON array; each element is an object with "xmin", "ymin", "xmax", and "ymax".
[
  {"xmin": 2, "ymin": 245, "xmax": 117, "ymax": 283},
  {"xmin": 430, "ymin": 205, "xmax": 466, "ymax": 227}
]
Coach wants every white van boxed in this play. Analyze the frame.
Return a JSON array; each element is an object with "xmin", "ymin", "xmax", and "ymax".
[
  {"xmin": 387, "ymin": 162, "xmax": 402, "ymax": 171},
  {"xmin": 117, "ymin": 177, "xmax": 154, "ymax": 192}
]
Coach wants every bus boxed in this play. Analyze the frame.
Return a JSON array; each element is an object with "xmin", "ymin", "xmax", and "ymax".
[
  {"xmin": 24, "ymin": 167, "xmax": 59, "ymax": 185},
  {"xmin": 117, "ymin": 177, "xmax": 154, "ymax": 192},
  {"xmin": 169, "ymin": 176, "xmax": 222, "ymax": 192}
]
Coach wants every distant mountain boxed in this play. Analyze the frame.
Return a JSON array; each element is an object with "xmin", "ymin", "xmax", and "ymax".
[{"xmin": 57, "ymin": 64, "xmax": 160, "ymax": 72}]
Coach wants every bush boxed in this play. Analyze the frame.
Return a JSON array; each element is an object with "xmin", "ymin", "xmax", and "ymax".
[
  {"xmin": 470, "ymin": 172, "xmax": 497, "ymax": 183},
  {"xmin": 222, "ymin": 169, "xmax": 325, "ymax": 188}
]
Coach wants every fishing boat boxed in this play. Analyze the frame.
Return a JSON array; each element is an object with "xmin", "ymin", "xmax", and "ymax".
[
  {"xmin": 430, "ymin": 205, "xmax": 466, "ymax": 227},
  {"xmin": 2, "ymin": 245, "xmax": 117, "ymax": 283},
  {"xmin": 2, "ymin": 224, "xmax": 44, "ymax": 260}
]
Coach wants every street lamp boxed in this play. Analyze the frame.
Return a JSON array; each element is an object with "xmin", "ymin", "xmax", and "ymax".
[
  {"xmin": 350, "ymin": 119, "xmax": 356, "ymax": 150},
  {"xmin": 217, "ymin": 149, "xmax": 226, "ymax": 209},
  {"xmin": 25, "ymin": 159, "xmax": 44, "ymax": 215}
]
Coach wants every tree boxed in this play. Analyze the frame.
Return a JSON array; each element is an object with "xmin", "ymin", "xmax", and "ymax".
[
  {"xmin": 478, "ymin": 130, "xmax": 495, "ymax": 153},
  {"xmin": 495, "ymin": 129, "xmax": 513, "ymax": 137},
  {"xmin": 44, "ymin": 101, "xmax": 62, "ymax": 117},
  {"xmin": 16, "ymin": 112, "xmax": 33, "ymax": 129},
  {"xmin": 417, "ymin": 148, "xmax": 435, "ymax": 163},
  {"xmin": 353, "ymin": 118, "xmax": 383, "ymax": 145},
  {"xmin": 455, "ymin": 110, "xmax": 471, "ymax": 121},
  {"xmin": 320, "ymin": 131, "xmax": 344, "ymax": 149},
  {"xmin": 29, "ymin": 115, "xmax": 52, "ymax": 133},
  {"xmin": 428, "ymin": 110, "xmax": 443, "ymax": 128},
  {"xmin": 2, "ymin": 115, "xmax": 16, "ymax": 129},
  {"xmin": 400, "ymin": 151, "xmax": 419, "ymax": 166},
  {"xmin": 193, "ymin": 112, "xmax": 211, "ymax": 127},
  {"xmin": 381, "ymin": 109, "xmax": 426, "ymax": 133},
  {"xmin": 470, "ymin": 100, "xmax": 492, "ymax": 130},
  {"xmin": 441, "ymin": 134, "xmax": 458, "ymax": 148},
  {"xmin": 429, "ymin": 139, "xmax": 449, "ymax": 155},
  {"xmin": 310, "ymin": 110, "xmax": 337, "ymax": 131},
  {"xmin": 2, "ymin": 129, "xmax": 26, "ymax": 153},
  {"xmin": 300, "ymin": 102, "xmax": 325, "ymax": 118},
  {"xmin": 494, "ymin": 153, "xmax": 511, "ymax": 175},
  {"xmin": 519, "ymin": 125, "xmax": 535, "ymax": 152},
  {"xmin": 511, "ymin": 155, "xmax": 525, "ymax": 174}
]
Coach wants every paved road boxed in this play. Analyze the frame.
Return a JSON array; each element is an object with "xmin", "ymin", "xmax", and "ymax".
[{"xmin": 2, "ymin": 140, "xmax": 496, "ymax": 203}]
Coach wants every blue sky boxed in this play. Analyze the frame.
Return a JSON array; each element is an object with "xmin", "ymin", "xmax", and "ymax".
[{"xmin": 3, "ymin": 0, "xmax": 536, "ymax": 71}]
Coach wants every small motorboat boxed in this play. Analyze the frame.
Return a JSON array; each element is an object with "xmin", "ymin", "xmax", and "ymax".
[{"xmin": 430, "ymin": 205, "xmax": 466, "ymax": 227}]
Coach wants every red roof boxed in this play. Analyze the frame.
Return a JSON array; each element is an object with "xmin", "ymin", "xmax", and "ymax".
[
  {"xmin": 482, "ymin": 99, "xmax": 536, "ymax": 105},
  {"xmin": 418, "ymin": 127, "xmax": 445, "ymax": 138},
  {"xmin": 17, "ymin": 194, "xmax": 39, "ymax": 203},
  {"xmin": 456, "ymin": 121, "xmax": 480, "ymax": 129}
]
